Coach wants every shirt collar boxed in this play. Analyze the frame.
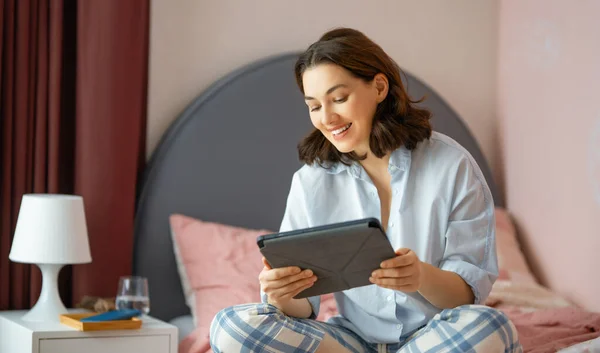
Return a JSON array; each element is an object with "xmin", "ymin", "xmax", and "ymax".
[{"xmin": 322, "ymin": 145, "xmax": 411, "ymax": 176}]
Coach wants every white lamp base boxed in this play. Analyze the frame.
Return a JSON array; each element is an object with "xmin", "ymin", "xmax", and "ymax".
[{"xmin": 22, "ymin": 264, "xmax": 67, "ymax": 322}]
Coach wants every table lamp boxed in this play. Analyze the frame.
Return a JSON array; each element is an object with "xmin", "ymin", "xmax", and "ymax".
[{"xmin": 9, "ymin": 194, "xmax": 92, "ymax": 322}]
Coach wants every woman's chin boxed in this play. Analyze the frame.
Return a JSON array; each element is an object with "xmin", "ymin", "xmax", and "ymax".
[
  {"xmin": 332, "ymin": 143, "xmax": 355, "ymax": 154},
  {"xmin": 328, "ymin": 136, "xmax": 366, "ymax": 154}
]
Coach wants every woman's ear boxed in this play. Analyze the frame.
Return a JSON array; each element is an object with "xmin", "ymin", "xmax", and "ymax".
[{"xmin": 374, "ymin": 73, "xmax": 389, "ymax": 103}]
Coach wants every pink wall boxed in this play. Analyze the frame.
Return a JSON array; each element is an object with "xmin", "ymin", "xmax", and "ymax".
[{"xmin": 498, "ymin": 0, "xmax": 600, "ymax": 311}]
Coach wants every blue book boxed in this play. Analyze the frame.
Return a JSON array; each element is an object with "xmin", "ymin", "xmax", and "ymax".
[{"xmin": 80, "ymin": 309, "xmax": 142, "ymax": 322}]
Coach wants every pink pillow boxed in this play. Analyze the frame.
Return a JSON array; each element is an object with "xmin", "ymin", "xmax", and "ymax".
[
  {"xmin": 494, "ymin": 207, "xmax": 537, "ymax": 284},
  {"xmin": 170, "ymin": 215, "xmax": 268, "ymax": 337}
]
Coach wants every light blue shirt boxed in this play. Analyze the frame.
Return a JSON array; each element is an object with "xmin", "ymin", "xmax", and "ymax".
[{"xmin": 262, "ymin": 132, "xmax": 498, "ymax": 344}]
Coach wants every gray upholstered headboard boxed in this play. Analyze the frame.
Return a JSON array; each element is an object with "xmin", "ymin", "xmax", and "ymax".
[{"xmin": 133, "ymin": 52, "xmax": 503, "ymax": 322}]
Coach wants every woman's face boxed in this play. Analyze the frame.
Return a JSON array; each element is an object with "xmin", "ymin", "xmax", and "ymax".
[{"xmin": 302, "ymin": 63, "xmax": 386, "ymax": 156}]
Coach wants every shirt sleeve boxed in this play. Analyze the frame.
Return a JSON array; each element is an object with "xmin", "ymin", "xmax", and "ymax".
[
  {"xmin": 260, "ymin": 171, "xmax": 321, "ymax": 319},
  {"xmin": 438, "ymin": 157, "xmax": 499, "ymax": 305}
]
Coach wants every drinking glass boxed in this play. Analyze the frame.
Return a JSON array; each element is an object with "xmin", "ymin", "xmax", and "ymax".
[{"xmin": 115, "ymin": 276, "xmax": 150, "ymax": 315}]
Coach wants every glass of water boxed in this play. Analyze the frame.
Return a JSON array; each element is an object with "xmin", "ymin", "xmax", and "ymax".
[{"xmin": 115, "ymin": 276, "xmax": 150, "ymax": 315}]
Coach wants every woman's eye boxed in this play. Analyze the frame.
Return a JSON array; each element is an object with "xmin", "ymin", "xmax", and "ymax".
[
  {"xmin": 334, "ymin": 97, "xmax": 348, "ymax": 103},
  {"xmin": 310, "ymin": 106, "xmax": 321, "ymax": 112}
]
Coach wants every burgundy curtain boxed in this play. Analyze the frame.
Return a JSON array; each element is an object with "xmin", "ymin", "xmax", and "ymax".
[{"xmin": 0, "ymin": 0, "xmax": 148, "ymax": 310}]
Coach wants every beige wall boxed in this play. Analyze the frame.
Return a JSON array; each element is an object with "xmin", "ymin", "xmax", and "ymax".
[
  {"xmin": 498, "ymin": 0, "xmax": 600, "ymax": 311},
  {"xmin": 148, "ymin": 0, "xmax": 500, "ymax": 180}
]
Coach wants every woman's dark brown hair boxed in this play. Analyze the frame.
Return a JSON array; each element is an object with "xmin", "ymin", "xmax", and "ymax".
[{"xmin": 294, "ymin": 28, "xmax": 432, "ymax": 166}]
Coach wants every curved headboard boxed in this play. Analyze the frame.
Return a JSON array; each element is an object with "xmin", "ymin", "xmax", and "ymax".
[{"xmin": 133, "ymin": 52, "xmax": 502, "ymax": 322}]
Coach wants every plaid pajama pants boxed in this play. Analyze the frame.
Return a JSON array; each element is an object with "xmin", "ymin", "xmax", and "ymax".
[{"xmin": 210, "ymin": 303, "xmax": 522, "ymax": 353}]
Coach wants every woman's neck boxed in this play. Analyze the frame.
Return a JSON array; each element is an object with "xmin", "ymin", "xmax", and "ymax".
[{"xmin": 359, "ymin": 151, "xmax": 391, "ymax": 183}]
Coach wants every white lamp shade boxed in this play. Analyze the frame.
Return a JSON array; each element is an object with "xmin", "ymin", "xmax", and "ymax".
[{"xmin": 9, "ymin": 194, "xmax": 92, "ymax": 264}]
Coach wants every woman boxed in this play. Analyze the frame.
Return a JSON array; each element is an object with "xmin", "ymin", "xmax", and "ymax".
[{"xmin": 210, "ymin": 28, "xmax": 521, "ymax": 353}]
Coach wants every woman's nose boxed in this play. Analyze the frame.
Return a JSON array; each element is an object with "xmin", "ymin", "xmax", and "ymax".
[{"xmin": 321, "ymin": 106, "xmax": 338, "ymax": 126}]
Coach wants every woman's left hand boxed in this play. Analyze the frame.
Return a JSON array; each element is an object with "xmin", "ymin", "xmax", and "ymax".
[{"xmin": 369, "ymin": 248, "xmax": 424, "ymax": 292}]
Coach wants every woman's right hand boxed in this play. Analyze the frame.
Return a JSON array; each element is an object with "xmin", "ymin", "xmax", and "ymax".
[{"xmin": 259, "ymin": 257, "xmax": 318, "ymax": 307}]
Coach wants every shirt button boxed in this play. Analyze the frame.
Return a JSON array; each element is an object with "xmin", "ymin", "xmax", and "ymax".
[
  {"xmin": 396, "ymin": 324, "xmax": 402, "ymax": 329},
  {"xmin": 370, "ymin": 191, "xmax": 376, "ymax": 197},
  {"xmin": 394, "ymin": 189, "xmax": 399, "ymax": 195},
  {"xmin": 386, "ymin": 295, "xmax": 392, "ymax": 301},
  {"xmin": 390, "ymin": 222, "xmax": 394, "ymax": 228}
]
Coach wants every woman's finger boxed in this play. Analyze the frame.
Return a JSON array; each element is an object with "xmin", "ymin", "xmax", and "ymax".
[
  {"xmin": 372, "ymin": 265, "xmax": 415, "ymax": 279},
  {"xmin": 380, "ymin": 251, "xmax": 415, "ymax": 269},
  {"xmin": 267, "ymin": 270, "xmax": 315, "ymax": 290},
  {"xmin": 277, "ymin": 277, "xmax": 317, "ymax": 300},
  {"xmin": 284, "ymin": 281, "xmax": 315, "ymax": 300},
  {"xmin": 263, "ymin": 266, "xmax": 302, "ymax": 281}
]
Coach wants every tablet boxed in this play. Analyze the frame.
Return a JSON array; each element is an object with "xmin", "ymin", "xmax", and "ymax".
[{"xmin": 256, "ymin": 217, "xmax": 396, "ymax": 299}]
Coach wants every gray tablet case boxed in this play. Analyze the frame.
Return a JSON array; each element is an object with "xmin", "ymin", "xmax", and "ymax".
[{"xmin": 257, "ymin": 218, "xmax": 396, "ymax": 298}]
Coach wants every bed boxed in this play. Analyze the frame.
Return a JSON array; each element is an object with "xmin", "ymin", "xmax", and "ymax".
[{"xmin": 133, "ymin": 53, "xmax": 600, "ymax": 353}]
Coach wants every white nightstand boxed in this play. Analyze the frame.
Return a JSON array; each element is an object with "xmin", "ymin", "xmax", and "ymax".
[{"xmin": 0, "ymin": 310, "xmax": 178, "ymax": 353}]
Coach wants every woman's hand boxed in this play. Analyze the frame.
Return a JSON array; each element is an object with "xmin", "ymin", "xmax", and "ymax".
[
  {"xmin": 369, "ymin": 248, "xmax": 423, "ymax": 292},
  {"xmin": 259, "ymin": 257, "xmax": 318, "ymax": 308}
]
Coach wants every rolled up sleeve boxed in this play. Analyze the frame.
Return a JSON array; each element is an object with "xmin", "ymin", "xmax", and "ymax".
[
  {"xmin": 439, "ymin": 157, "xmax": 499, "ymax": 305},
  {"xmin": 260, "ymin": 172, "xmax": 321, "ymax": 318}
]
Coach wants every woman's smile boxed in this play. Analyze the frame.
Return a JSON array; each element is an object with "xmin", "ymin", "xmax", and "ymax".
[{"xmin": 330, "ymin": 123, "xmax": 352, "ymax": 140}]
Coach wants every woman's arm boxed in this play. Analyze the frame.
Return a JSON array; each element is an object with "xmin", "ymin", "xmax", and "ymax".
[
  {"xmin": 432, "ymin": 155, "xmax": 498, "ymax": 307},
  {"xmin": 371, "ymin": 248, "xmax": 476, "ymax": 309},
  {"xmin": 418, "ymin": 262, "xmax": 474, "ymax": 309}
]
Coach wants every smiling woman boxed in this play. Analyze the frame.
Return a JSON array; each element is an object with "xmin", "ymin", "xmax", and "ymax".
[
  {"xmin": 209, "ymin": 27, "xmax": 522, "ymax": 353},
  {"xmin": 294, "ymin": 28, "xmax": 431, "ymax": 167}
]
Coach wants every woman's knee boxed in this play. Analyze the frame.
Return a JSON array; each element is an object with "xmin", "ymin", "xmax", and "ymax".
[
  {"xmin": 209, "ymin": 303, "xmax": 283, "ymax": 349},
  {"xmin": 455, "ymin": 305, "xmax": 520, "ymax": 347},
  {"xmin": 402, "ymin": 306, "xmax": 521, "ymax": 353}
]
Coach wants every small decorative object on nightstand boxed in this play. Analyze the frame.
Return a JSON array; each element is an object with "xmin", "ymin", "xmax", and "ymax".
[
  {"xmin": 0, "ymin": 310, "xmax": 178, "ymax": 353},
  {"xmin": 9, "ymin": 194, "xmax": 92, "ymax": 322}
]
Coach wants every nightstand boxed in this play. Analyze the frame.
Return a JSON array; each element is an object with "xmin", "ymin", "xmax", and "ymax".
[{"xmin": 0, "ymin": 310, "xmax": 178, "ymax": 353}]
